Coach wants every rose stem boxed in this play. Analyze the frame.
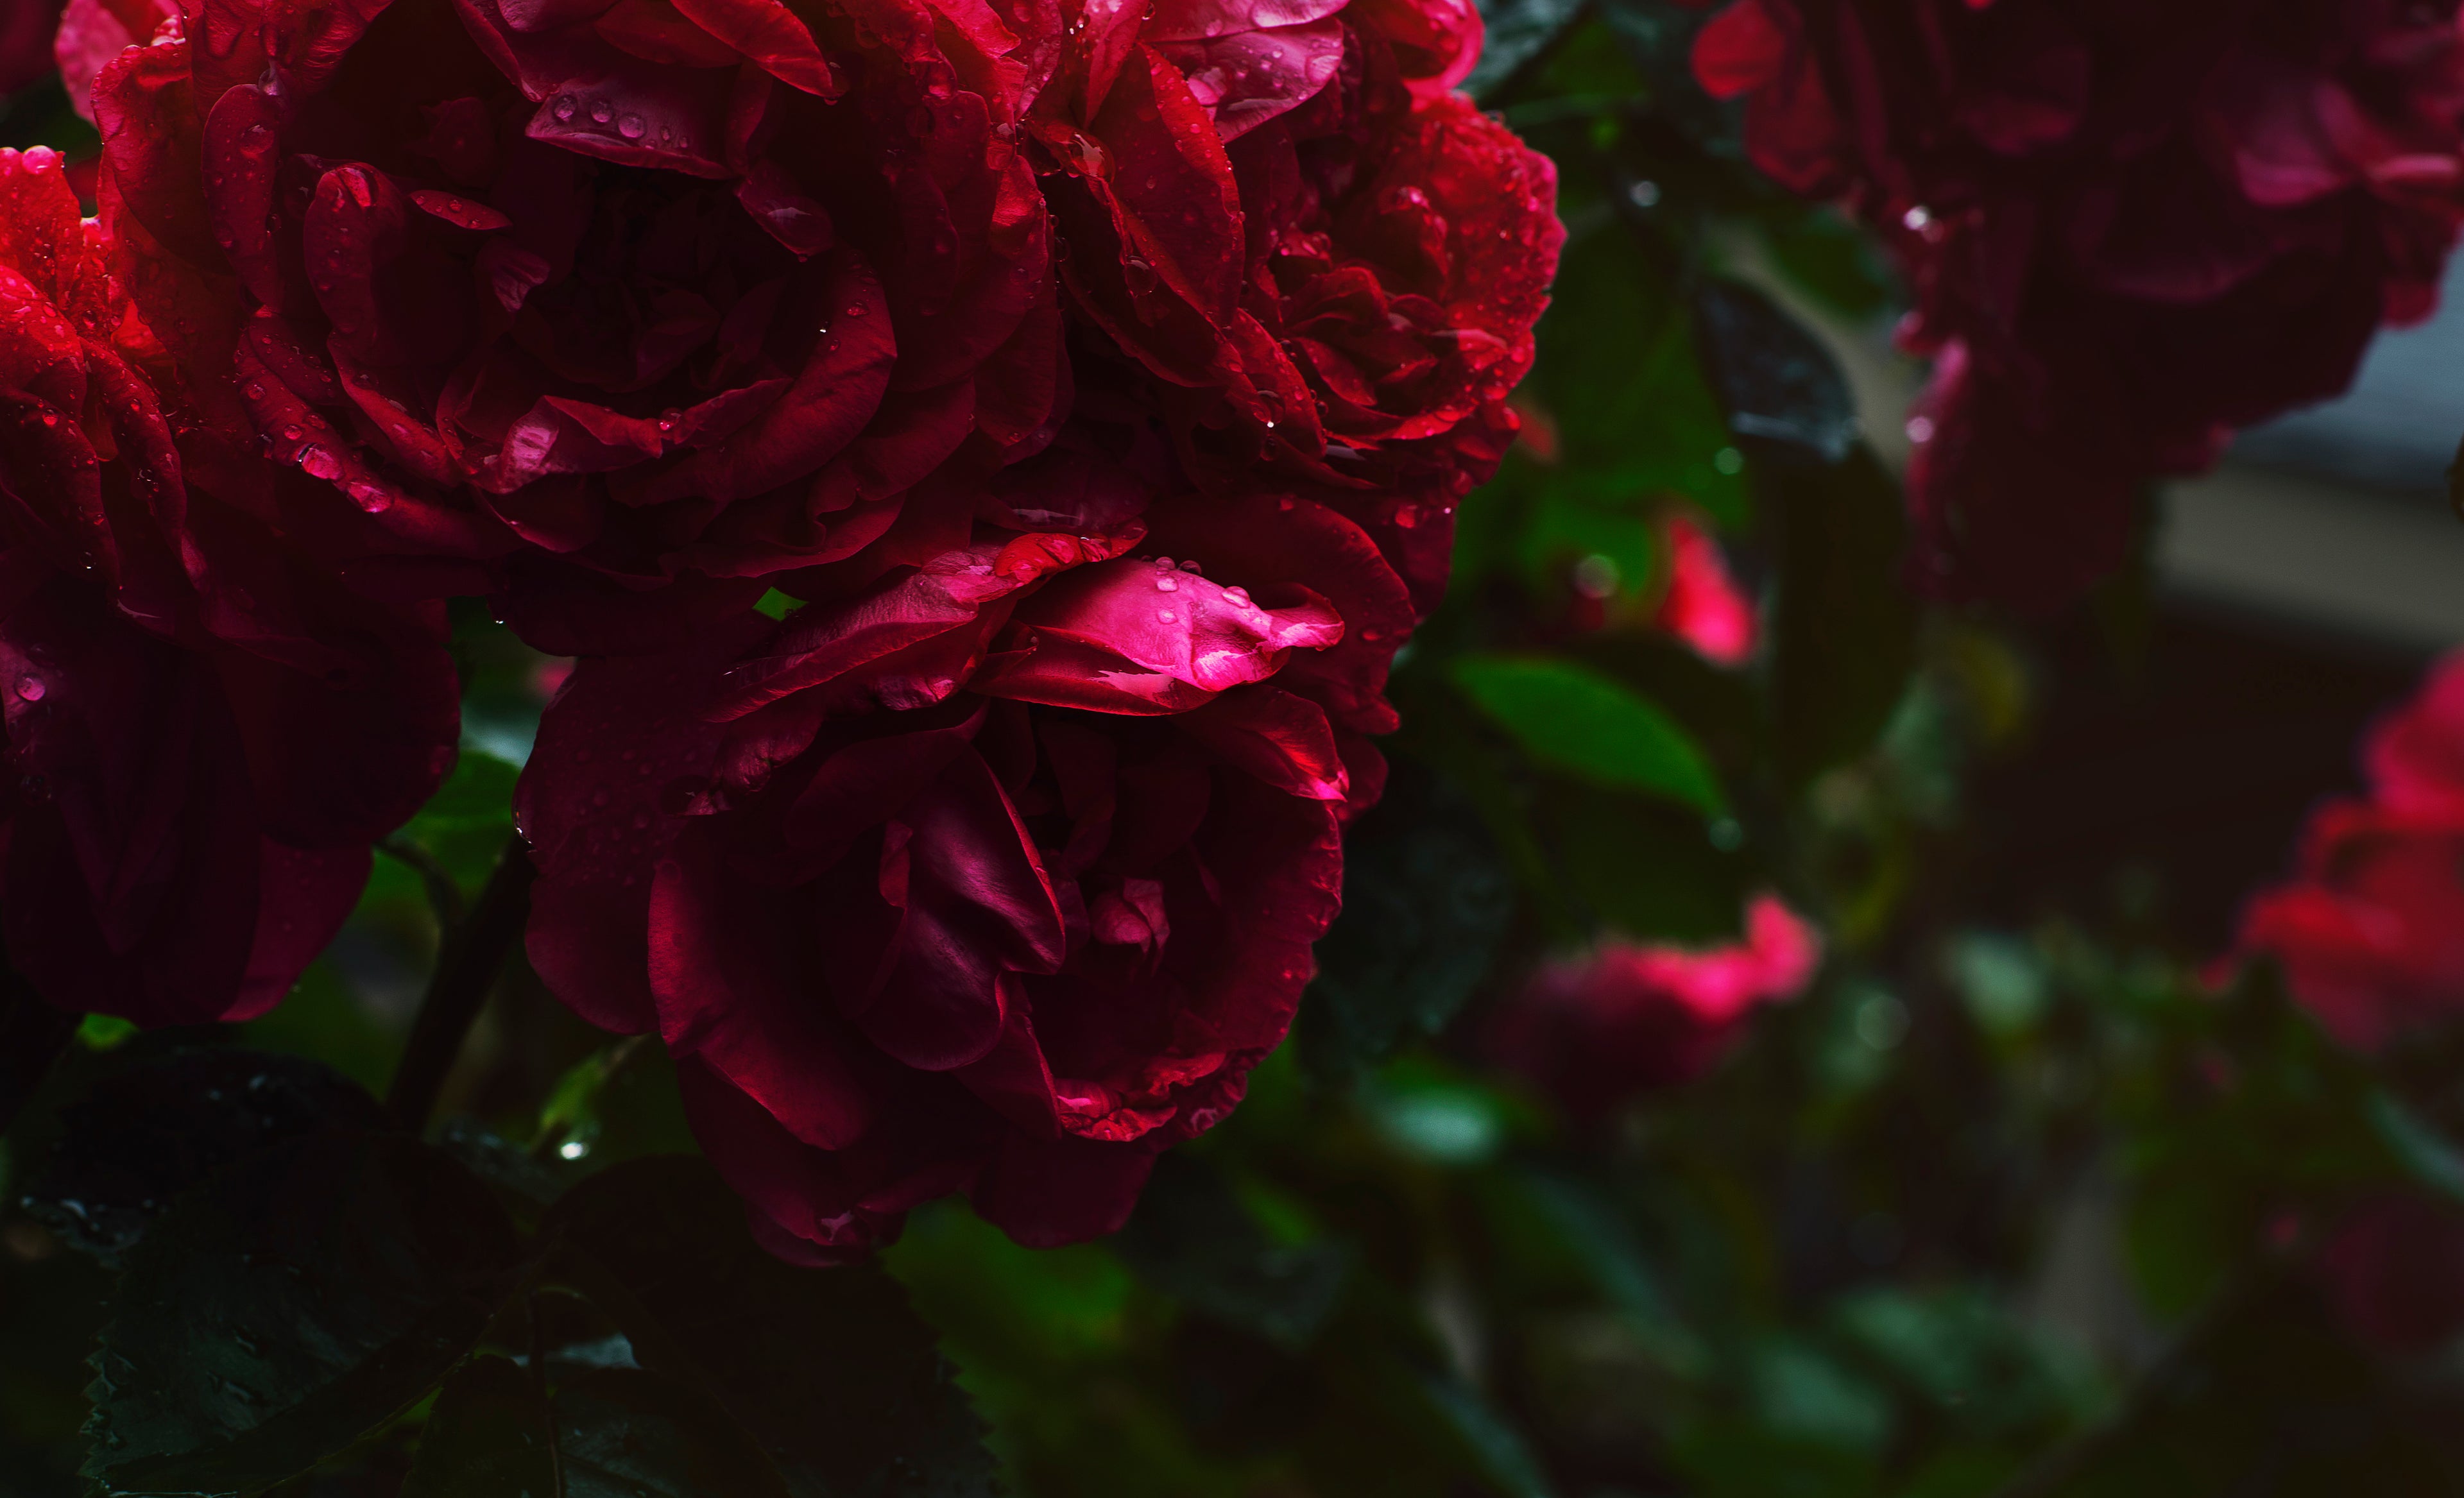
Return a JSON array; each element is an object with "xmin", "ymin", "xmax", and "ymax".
[
  {"xmin": 386, "ymin": 837, "xmax": 536, "ymax": 1131},
  {"xmin": 0, "ymin": 962, "xmax": 76, "ymax": 1134}
]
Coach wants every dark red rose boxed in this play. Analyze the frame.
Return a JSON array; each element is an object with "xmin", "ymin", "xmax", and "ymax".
[
  {"xmin": 515, "ymin": 468, "xmax": 1408, "ymax": 1254},
  {"xmin": 0, "ymin": 0, "xmax": 65, "ymax": 96},
  {"xmin": 2317, "ymin": 1196, "xmax": 2464, "ymax": 1355},
  {"xmin": 0, "ymin": 146, "xmax": 458, "ymax": 1026},
  {"xmin": 92, "ymin": 0, "xmax": 1057, "ymax": 651},
  {"xmin": 1485, "ymin": 894, "xmax": 1820, "ymax": 1121},
  {"xmin": 2364, "ymin": 651, "xmax": 2464, "ymax": 822},
  {"xmin": 1697, "ymin": 0, "xmax": 2464, "ymax": 609},
  {"xmin": 1029, "ymin": 0, "xmax": 1557, "ymax": 613}
]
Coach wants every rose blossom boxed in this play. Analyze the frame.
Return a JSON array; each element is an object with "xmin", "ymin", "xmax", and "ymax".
[
  {"xmin": 2237, "ymin": 652, "xmax": 2464, "ymax": 1051},
  {"xmin": 1031, "ymin": 0, "xmax": 1560, "ymax": 612},
  {"xmin": 93, "ymin": 0, "xmax": 1056, "ymax": 651},
  {"xmin": 0, "ymin": 146, "xmax": 458, "ymax": 1026},
  {"xmin": 1694, "ymin": 0, "xmax": 2464, "ymax": 609},
  {"xmin": 52, "ymin": 0, "xmax": 176, "ymax": 120},
  {"xmin": 518, "ymin": 454, "xmax": 1417, "ymax": 1255},
  {"xmin": 1485, "ymin": 894, "xmax": 1822, "ymax": 1121}
]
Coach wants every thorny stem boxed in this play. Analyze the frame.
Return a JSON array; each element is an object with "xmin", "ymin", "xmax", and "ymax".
[{"xmin": 386, "ymin": 837, "xmax": 536, "ymax": 1132}]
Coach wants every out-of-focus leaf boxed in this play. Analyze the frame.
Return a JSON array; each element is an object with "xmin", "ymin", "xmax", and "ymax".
[
  {"xmin": 400, "ymin": 1356, "xmax": 555, "ymax": 1498},
  {"xmin": 1593, "ymin": 0, "xmax": 1733, "ymax": 144},
  {"xmin": 83, "ymin": 1133, "xmax": 521, "ymax": 1497},
  {"xmin": 1693, "ymin": 277, "xmax": 1856, "ymax": 466},
  {"xmin": 1511, "ymin": 226, "xmax": 1747, "ymax": 529},
  {"xmin": 1298, "ymin": 761, "xmax": 1516, "ymax": 1084},
  {"xmin": 393, "ymin": 750, "xmax": 522, "ymax": 906},
  {"xmin": 1546, "ymin": 785, "xmax": 1751, "ymax": 942},
  {"xmin": 1512, "ymin": 1166, "xmax": 1704, "ymax": 1374},
  {"xmin": 1768, "ymin": 447, "xmax": 1919, "ymax": 785},
  {"xmin": 2366, "ymin": 1092, "xmax": 2464, "ymax": 1204},
  {"xmin": 1759, "ymin": 209, "xmax": 1896, "ymax": 321},
  {"xmin": 1453, "ymin": 654, "xmax": 1726, "ymax": 813},
  {"xmin": 1113, "ymin": 1155, "xmax": 1348, "ymax": 1350},
  {"xmin": 1668, "ymin": 1420, "xmax": 1881, "ymax": 1498},
  {"xmin": 1411, "ymin": 1368, "xmax": 1558, "ymax": 1498},
  {"xmin": 22, "ymin": 1051, "xmax": 386, "ymax": 1265},
  {"xmin": 1467, "ymin": 0, "xmax": 1589, "ymax": 98},
  {"xmin": 547, "ymin": 1157, "xmax": 999, "ymax": 1498}
]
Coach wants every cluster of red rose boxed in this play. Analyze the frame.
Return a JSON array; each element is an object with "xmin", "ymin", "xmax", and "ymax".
[
  {"xmin": 0, "ymin": 0, "xmax": 1561, "ymax": 1257},
  {"xmin": 1692, "ymin": 0, "xmax": 2464, "ymax": 610}
]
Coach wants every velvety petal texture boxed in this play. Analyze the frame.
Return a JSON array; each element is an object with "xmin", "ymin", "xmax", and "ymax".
[
  {"xmin": 0, "ymin": 146, "xmax": 458, "ymax": 1027},
  {"xmin": 518, "ymin": 478, "xmax": 1385, "ymax": 1255},
  {"xmin": 1698, "ymin": 0, "xmax": 2464, "ymax": 610}
]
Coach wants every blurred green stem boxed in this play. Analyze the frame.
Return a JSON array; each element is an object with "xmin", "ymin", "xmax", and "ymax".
[{"xmin": 386, "ymin": 837, "xmax": 536, "ymax": 1132}]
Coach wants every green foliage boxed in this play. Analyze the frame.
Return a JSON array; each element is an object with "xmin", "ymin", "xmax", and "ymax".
[{"xmin": 1452, "ymin": 654, "xmax": 1726, "ymax": 813}]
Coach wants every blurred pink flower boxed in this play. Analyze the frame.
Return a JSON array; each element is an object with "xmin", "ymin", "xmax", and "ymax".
[{"xmin": 1656, "ymin": 513, "xmax": 1757, "ymax": 667}]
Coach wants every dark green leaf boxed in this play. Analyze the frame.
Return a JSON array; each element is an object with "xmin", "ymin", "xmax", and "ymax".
[
  {"xmin": 400, "ymin": 1357, "xmax": 554, "ymax": 1498},
  {"xmin": 2366, "ymin": 1092, "xmax": 2464, "ymax": 1204},
  {"xmin": 555, "ymin": 1368, "xmax": 795, "ymax": 1498},
  {"xmin": 1467, "ymin": 0, "xmax": 1589, "ymax": 99},
  {"xmin": 1112, "ymin": 1155, "xmax": 1348, "ymax": 1350},
  {"xmin": 1453, "ymin": 654, "xmax": 1725, "ymax": 813},
  {"xmin": 84, "ymin": 1134, "xmax": 522, "ymax": 1497},
  {"xmin": 546, "ymin": 1157, "xmax": 999, "ymax": 1498},
  {"xmin": 1546, "ymin": 785, "xmax": 1751, "ymax": 941},
  {"xmin": 1297, "ymin": 761, "xmax": 1516, "ymax": 1084},
  {"xmin": 23, "ymin": 1051, "xmax": 385, "ymax": 1265},
  {"xmin": 1692, "ymin": 277, "xmax": 1856, "ymax": 466},
  {"xmin": 1767, "ymin": 447, "xmax": 1919, "ymax": 784}
]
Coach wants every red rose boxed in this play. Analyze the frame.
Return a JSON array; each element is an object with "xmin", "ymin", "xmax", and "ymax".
[
  {"xmin": 1485, "ymin": 894, "xmax": 1821, "ymax": 1121},
  {"xmin": 93, "ymin": 0, "xmax": 1057, "ymax": 651},
  {"xmin": 2238, "ymin": 804, "xmax": 2464, "ymax": 1051},
  {"xmin": 515, "ymin": 468, "xmax": 1410, "ymax": 1254},
  {"xmin": 0, "ymin": 146, "xmax": 458, "ymax": 1026},
  {"xmin": 1030, "ymin": 0, "xmax": 1558, "ymax": 612},
  {"xmin": 1697, "ymin": 0, "xmax": 2464, "ymax": 609}
]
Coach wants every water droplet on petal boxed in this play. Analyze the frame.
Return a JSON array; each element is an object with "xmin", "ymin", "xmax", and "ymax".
[
  {"xmin": 590, "ymin": 101, "xmax": 613, "ymax": 124},
  {"xmin": 1158, "ymin": 609, "xmax": 1176, "ymax": 623},
  {"xmin": 552, "ymin": 96, "xmax": 578, "ymax": 121},
  {"xmin": 13, "ymin": 675, "xmax": 44, "ymax": 702},
  {"xmin": 617, "ymin": 114, "xmax": 646, "ymax": 140},
  {"xmin": 1156, "ymin": 576, "xmax": 1177, "ymax": 592}
]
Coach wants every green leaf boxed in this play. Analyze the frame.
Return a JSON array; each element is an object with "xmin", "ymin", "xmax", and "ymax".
[
  {"xmin": 2366, "ymin": 1092, "xmax": 2464, "ymax": 1204},
  {"xmin": 1767, "ymin": 447, "xmax": 1919, "ymax": 785},
  {"xmin": 1452, "ymin": 654, "xmax": 1725, "ymax": 813},
  {"xmin": 1111, "ymin": 1155, "xmax": 1348, "ymax": 1350},
  {"xmin": 400, "ymin": 1357, "xmax": 556, "ymax": 1498},
  {"xmin": 545, "ymin": 1157, "xmax": 1000, "ymax": 1498},
  {"xmin": 83, "ymin": 1133, "xmax": 522, "ymax": 1497},
  {"xmin": 554, "ymin": 1368, "xmax": 796, "ymax": 1498},
  {"xmin": 1691, "ymin": 277, "xmax": 1856, "ymax": 466},
  {"xmin": 1297, "ymin": 760, "xmax": 1516, "ymax": 1084},
  {"xmin": 1467, "ymin": 0, "xmax": 1589, "ymax": 98},
  {"xmin": 23, "ymin": 1051, "xmax": 386, "ymax": 1265}
]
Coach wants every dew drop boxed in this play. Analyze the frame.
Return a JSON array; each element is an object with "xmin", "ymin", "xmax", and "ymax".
[
  {"xmin": 13, "ymin": 675, "xmax": 44, "ymax": 702},
  {"xmin": 1156, "ymin": 576, "xmax": 1177, "ymax": 592},
  {"xmin": 590, "ymin": 100, "xmax": 613, "ymax": 124},
  {"xmin": 1157, "ymin": 609, "xmax": 1176, "ymax": 623},
  {"xmin": 552, "ymin": 95, "xmax": 578, "ymax": 121},
  {"xmin": 617, "ymin": 114, "xmax": 646, "ymax": 140}
]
